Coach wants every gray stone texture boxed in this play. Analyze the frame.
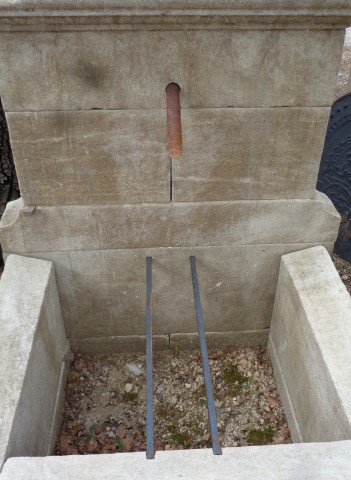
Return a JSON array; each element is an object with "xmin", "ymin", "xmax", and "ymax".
[
  {"xmin": 6, "ymin": 110, "xmax": 169, "ymax": 206},
  {"xmin": 5, "ymin": 108, "xmax": 330, "ymax": 205},
  {"xmin": 0, "ymin": 255, "xmax": 67, "ymax": 470},
  {"xmin": 170, "ymin": 330, "xmax": 269, "ymax": 350},
  {"xmin": 16, "ymin": 243, "xmax": 333, "ymax": 339},
  {"xmin": 0, "ymin": 0, "xmax": 347, "ymax": 351},
  {"xmin": 173, "ymin": 108, "xmax": 329, "ymax": 201},
  {"xmin": 0, "ymin": 30, "xmax": 344, "ymax": 111},
  {"xmin": 0, "ymin": 194, "xmax": 339, "ymax": 253},
  {"xmin": 70, "ymin": 334, "xmax": 170, "ymax": 354},
  {"xmin": 1, "ymin": 442, "xmax": 351, "ymax": 480},
  {"xmin": 70, "ymin": 330, "xmax": 269, "ymax": 353},
  {"xmin": 270, "ymin": 246, "xmax": 351, "ymax": 442}
]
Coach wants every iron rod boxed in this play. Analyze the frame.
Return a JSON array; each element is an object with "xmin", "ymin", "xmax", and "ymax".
[
  {"xmin": 146, "ymin": 256, "xmax": 155, "ymax": 459},
  {"xmin": 189, "ymin": 255, "xmax": 222, "ymax": 455},
  {"xmin": 166, "ymin": 83, "xmax": 183, "ymax": 158}
]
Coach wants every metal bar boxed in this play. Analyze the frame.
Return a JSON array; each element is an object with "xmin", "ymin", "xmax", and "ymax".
[
  {"xmin": 189, "ymin": 256, "xmax": 222, "ymax": 455},
  {"xmin": 146, "ymin": 256, "xmax": 155, "ymax": 459},
  {"xmin": 166, "ymin": 83, "xmax": 183, "ymax": 158}
]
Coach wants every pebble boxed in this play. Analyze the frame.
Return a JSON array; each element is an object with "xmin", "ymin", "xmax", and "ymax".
[
  {"xmin": 169, "ymin": 395, "xmax": 178, "ymax": 406},
  {"xmin": 126, "ymin": 363, "xmax": 143, "ymax": 376},
  {"xmin": 124, "ymin": 383, "xmax": 133, "ymax": 393},
  {"xmin": 341, "ymin": 274, "xmax": 349, "ymax": 280}
]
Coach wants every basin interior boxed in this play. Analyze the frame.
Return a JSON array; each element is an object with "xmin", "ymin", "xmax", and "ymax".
[
  {"xmin": 1, "ymin": 247, "xmax": 351, "ymax": 476},
  {"xmin": 54, "ymin": 345, "xmax": 291, "ymax": 455}
]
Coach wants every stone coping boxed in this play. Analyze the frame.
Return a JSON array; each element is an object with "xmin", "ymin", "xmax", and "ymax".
[
  {"xmin": 0, "ymin": 0, "xmax": 350, "ymax": 15},
  {"xmin": 0, "ymin": 0, "xmax": 350, "ymax": 29},
  {"xmin": 1, "ymin": 442, "xmax": 351, "ymax": 479}
]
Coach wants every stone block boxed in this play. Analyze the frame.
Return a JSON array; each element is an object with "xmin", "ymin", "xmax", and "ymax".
[
  {"xmin": 0, "ymin": 29, "xmax": 344, "ymax": 111},
  {"xmin": 0, "ymin": 193, "xmax": 340, "ymax": 253},
  {"xmin": 0, "ymin": 255, "xmax": 67, "ymax": 469},
  {"xmin": 16, "ymin": 243, "xmax": 333, "ymax": 340},
  {"xmin": 269, "ymin": 246, "xmax": 351, "ymax": 442},
  {"xmin": 6, "ymin": 108, "xmax": 330, "ymax": 205},
  {"xmin": 173, "ymin": 108, "xmax": 330, "ymax": 201},
  {"xmin": 6, "ymin": 110, "xmax": 169, "ymax": 206},
  {"xmin": 2, "ymin": 441, "xmax": 351, "ymax": 480}
]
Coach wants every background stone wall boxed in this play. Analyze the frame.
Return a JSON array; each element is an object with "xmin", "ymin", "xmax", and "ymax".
[{"xmin": 0, "ymin": 1, "xmax": 349, "ymax": 350}]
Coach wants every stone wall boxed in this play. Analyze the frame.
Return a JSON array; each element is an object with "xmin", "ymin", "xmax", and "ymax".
[
  {"xmin": 0, "ymin": 255, "xmax": 68, "ymax": 469},
  {"xmin": 0, "ymin": 1, "xmax": 349, "ymax": 350},
  {"xmin": 269, "ymin": 246, "xmax": 351, "ymax": 442}
]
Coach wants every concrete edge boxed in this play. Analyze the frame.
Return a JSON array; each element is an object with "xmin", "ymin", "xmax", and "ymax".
[
  {"xmin": 170, "ymin": 330, "xmax": 269, "ymax": 350},
  {"xmin": 2, "ymin": 441, "xmax": 351, "ymax": 480},
  {"xmin": 0, "ymin": 256, "xmax": 55, "ymax": 470},
  {"xmin": 69, "ymin": 330, "xmax": 269, "ymax": 353},
  {"xmin": 69, "ymin": 335, "xmax": 170, "ymax": 353},
  {"xmin": 268, "ymin": 335, "xmax": 302, "ymax": 443},
  {"xmin": 47, "ymin": 341, "xmax": 71, "ymax": 455},
  {"xmin": 280, "ymin": 246, "xmax": 351, "ymax": 425}
]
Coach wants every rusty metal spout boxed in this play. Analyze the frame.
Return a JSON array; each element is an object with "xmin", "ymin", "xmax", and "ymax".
[{"xmin": 166, "ymin": 83, "xmax": 182, "ymax": 157}]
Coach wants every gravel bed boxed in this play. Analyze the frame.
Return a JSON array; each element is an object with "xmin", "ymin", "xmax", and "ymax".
[{"xmin": 55, "ymin": 345, "xmax": 291, "ymax": 455}]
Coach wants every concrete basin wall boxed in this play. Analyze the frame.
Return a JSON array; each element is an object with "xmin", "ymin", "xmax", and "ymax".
[
  {"xmin": 269, "ymin": 246, "xmax": 351, "ymax": 442},
  {"xmin": 0, "ymin": 255, "xmax": 68, "ymax": 471}
]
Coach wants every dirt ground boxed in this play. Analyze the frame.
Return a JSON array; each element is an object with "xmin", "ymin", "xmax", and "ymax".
[{"xmin": 55, "ymin": 346, "xmax": 291, "ymax": 455}]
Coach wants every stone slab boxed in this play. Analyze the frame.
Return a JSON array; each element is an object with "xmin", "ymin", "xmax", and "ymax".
[
  {"xmin": 270, "ymin": 246, "xmax": 351, "ymax": 442},
  {"xmin": 15, "ymin": 244, "xmax": 334, "ymax": 339},
  {"xmin": 170, "ymin": 329, "xmax": 269, "ymax": 350},
  {"xmin": 2, "ymin": 442, "xmax": 351, "ymax": 480},
  {"xmin": 70, "ymin": 334, "xmax": 169, "ymax": 353},
  {"xmin": 0, "ymin": 30, "xmax": 344, "ymax": 111},
  {"xmin": 173, "ymin": 108, "xmax": 330, "ymax": 201},
  {"xmin": 6, "ymin": 108, "xmax": 331, "ymax": 205},
  {"xmin": 6, "ymin": 110, "xmax": 169, "ymax": 206},
  {"xmin": 0, "ymin": 255, "xmax": 67, "ymax": 470},
  {"xmin": 0, "ymin": 193, "xmax": 340, "ymax": 253}
]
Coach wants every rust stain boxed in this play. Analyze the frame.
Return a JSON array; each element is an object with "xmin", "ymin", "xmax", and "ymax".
[{"xmin": 166, "ymin": 83, "xmax": 183, "ymax": 158}]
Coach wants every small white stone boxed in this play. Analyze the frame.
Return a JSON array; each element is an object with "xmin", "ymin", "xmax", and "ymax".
[
  {"xmin": 124, "ymin": 383, "xmax": 133, "ymax": 393},
  {"xmin": 126, "ymin": 363, "xmax": 143, "ymax": 376}
]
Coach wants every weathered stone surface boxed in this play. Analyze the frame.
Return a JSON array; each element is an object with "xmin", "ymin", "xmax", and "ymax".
[
  {"xmin": 269, "ymin": 246, "xmax": 351, "ymax": 442},
  {"xmin": 0, "ymin": 193, "xmax": 339, "ymax": 253},
  {"xmin": 269, "ymin": 335, "xmax": 302, "ymax": 443},
  {"xmin": 0, "ymin": 255, "xmax": 67, "ymax": 470},
  {"xmin": 6, "ymin": 110, "xmax": 169, "ymax": 206},
  {"xmin": 173, "ymin": 108, "xmax": 330, "ymax": 201},
  {"xmin": 70, "ymin": 334, "xmax": 169, "ymax": 353},
  {"xmin": 170, "ymin": 330, "xmax": 269, "ymax": 350},
  {"xmin": 2, "ymin": 441, "xmax": 351, "ymax": 480},
  {"xmin": 14, "ymin": 243, "xmax": 333, "ymax": 339},
  {"xmin": 0, "ymin": 30, "xmax": 344, "ymax": 111},
  {"xmin": 6, "ymin": 107, "xmax": 331, "ymax": 205}
]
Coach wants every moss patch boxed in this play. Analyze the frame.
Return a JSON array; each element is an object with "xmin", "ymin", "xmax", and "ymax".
[
  {"xmin": 223, "ymin": 364, "xmax": 249, "ymax": 394},
  {"xmin": 247, "ymin": 426, "xmax": 275, "ymax": 445},
  {"xmin": 121, "ymin": 392, "xmax": 138, "ymax": 403}
]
